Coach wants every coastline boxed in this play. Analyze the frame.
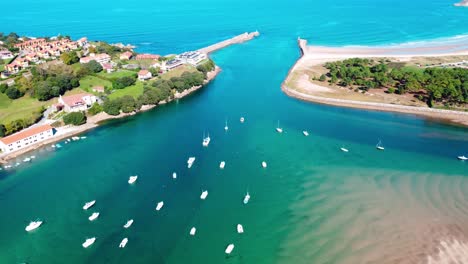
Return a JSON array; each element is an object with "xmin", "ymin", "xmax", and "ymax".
[
  {"xmin": 0, "ymin": 66, "xmax": 221, "ymax": 163},
  {"xmin": 281, "ymin": 38, "xmax": 468, "ymax": 127}
]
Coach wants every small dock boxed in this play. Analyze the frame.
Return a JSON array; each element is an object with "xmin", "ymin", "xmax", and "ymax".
[{"xmin": 198, "ymin": 31, "xmax": 260, "ymax": 54}]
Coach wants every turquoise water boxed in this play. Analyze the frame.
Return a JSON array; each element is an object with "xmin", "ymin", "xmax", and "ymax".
[{"xmin": 1, "ymin": 0, "xmax": 468, "ymax": 263}]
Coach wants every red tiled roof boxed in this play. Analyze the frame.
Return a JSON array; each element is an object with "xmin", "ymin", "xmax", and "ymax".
[
  {"xmin": 0, "ymin": 124, "xmax": 53, "ymax": 145},
  {"xmin": 61, "ymin": 93, "xmax": 91, "ymax": 107},
  {"xmin": 138, "ymin": 70, "xmax": 149, "ymax": 76}
]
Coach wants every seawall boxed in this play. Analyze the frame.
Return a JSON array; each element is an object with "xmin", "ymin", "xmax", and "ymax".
[{"xmin": 198, "ymin": 31, "xmax": 260, "ymax": 54}]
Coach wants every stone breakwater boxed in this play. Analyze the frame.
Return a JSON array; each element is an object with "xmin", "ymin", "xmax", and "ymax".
[{"xmin": 198, "ymin": 31, "xmax": 260, "ymax": 54}]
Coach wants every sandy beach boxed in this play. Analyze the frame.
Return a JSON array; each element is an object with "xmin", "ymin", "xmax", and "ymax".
[
  {"xmin": 0, "ymin": 66, "xmax": 221, "ymax": 163},
  {"xmin": 282, "ymin": 38, "xmax": 468, "ymax": 127}
]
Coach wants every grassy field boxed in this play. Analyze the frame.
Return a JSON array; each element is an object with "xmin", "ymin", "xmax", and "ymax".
[
  {"xmin": 0, "ymin": 94, "xmax": 50, "ymax": 124},
  {"xmin": 97, "ymin": 70, "xmax": 136, "ymax": 79},
  {"xmin": 78, "ymin": 75, "xmax": 112, "ymax": 92},
  {"xmin": 108, "ymin": 81, "xmax": 144, "ymax": 99},
  {"xmin": 161, "ymin": 65, "xmax": 197, "ymax": 80}
]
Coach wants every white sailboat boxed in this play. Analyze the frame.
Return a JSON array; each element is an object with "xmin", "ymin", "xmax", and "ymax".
[
  {"xmin": 202, "ymin": 133, "xmax": 211, "ymax": 147},
  {"xmin": 187, "ymin": 157, "xmax": 196, "ymax": 168},
  {"xmin": 340, "ymin": 147, "xmax": 349, "ymax": 152},
  {"xmin": 88, "ymin": 212, "xmax": 99, "ymax": 221},
  {"xmin": 200, "ymin": 190, "xmax": 208, "ymax": 200},
  {"xmin": 123, "ymin": 219, "xmax": 134, "ymax": 229},
  {"xmin": 237, "ymin": 224, "xmax": 244, "ymax": 234},
  {"xmin": 156, "ymin": 201, "xmax": 164, "ymax": 211},
  {"xmin": 225, "ymin": 244, "xmax": 235, "ymax": 254},
  {"xmin": 119, "ymin": 238, "xmax": 128, "ymax": 248},
  {"xmin": 224, "ymin": 120, "xmax": 229, "ymax": 131},
  {"xmin": 262, "ymin": 161, "xmax": 267, "ymax": 168},
  {"xmin": 276, "ymin": 120, "xmax": 283, "ymax": 133},
  {"xmin": 82, "ymin": 237, "xmax": 96, "ymax": 248},
  {"xmin": 128, "ymin": 175, "xmax": 138, "ymax": 184},
  {"xmin": 240, "ymin": 117, "xmax": 245, "ymax": 123},
  {"xmin": 219, "ymin": 161, "xmax": 226, "ymax": 169},
  {"xmin": 303, "ymin": 131, "xmax": 309, "ymax": 136},
  {"xmin": 243, "ymin": 192, "xmax": 250, "ymax": 204},
  {"xmin": 457, "ymin": 155, "xmax": 467, "ymax": 161},
  {"xmin": 172, "ymin": 172, "xmax": 177, "ymax": 179},
  {"xmin": 83, "ymin": 200, "xmax": 96, "ymax": 210},
  {"xmin": 190, "ymin": 227, "xmax": 197, "ymax": 236},
  {"xmin": 376, "ymin": 140, "xmax": 385, "ymax": 150},
  {"xmin": 25, "ymin": 220, "xmax": 43, "ymax": 232}
]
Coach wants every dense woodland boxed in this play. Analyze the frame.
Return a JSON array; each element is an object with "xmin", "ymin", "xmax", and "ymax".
[{"xmin": 321, "ymin": 58, "xmax": 468, "ymax": 107}]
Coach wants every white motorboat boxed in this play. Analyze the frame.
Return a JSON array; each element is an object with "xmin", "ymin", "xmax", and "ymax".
[
  {"xmin": 240, "ymin": 117, "xmax": 245, "ymax": 123},
  {"xmin": 128, "ymin": 175, "xmax": 138, "ymax": 184},
  {"xmin": 225, "ymin": 244, "xmax": 235, "ymax": 254},
  {"xmin": 276, "ymin": 121, "xmax": 283, "ymax": 133},
  {"xmin": 376, "ymin": 140, "xmax": 385, "ymax": 150},
  {"xmin": 23, "ymin": 157, "xmax": 31, "ymax": 163},
  {"xmin": 83, "ymin": 200, "xmax": 96, "ymax": 210},
  {"xmin": 458, "ymin": 155, "xmax": 467, "ymax": 161},
  {"xmin": 262, "ymin": 161, "xmax": 267, "ymax": 168},
  {"xmin": 172, "ymin": 172, "xmax": 177, "ymax": 179},
  {"xmin": 123, "ymin": 219, "xmax": 134, "ymax": 229},
  {"xmin": 72, "ymin": 136, "xmax": 80, "ymax": 141},
  {"xmin": 25, "ymin": 220, "xmax": 43, "ymax": 232},
  {"xmin": 88, "ymin": 212, "xmax": 100, "ymax": 221},
  {"xmin": 82, "ymin": 237, "xmax": 96, "ymax": 248},
  {"xmin": 219, "ymin": 161, "xmax": 226, "ymax": 169},
  {"xmin": 202, "ymin": 134, "xmax": 211, "ymax": 147},
  {"xmin": 156, "ymin": 201, "xmax": 164, "ymax": 211},
  {"xmin": 200, "ymin": 190, "xmax": 208, "ymax": 200},
  {"xmin": 243, "ymin": 192, "xmax": 250, "ymax": 204},
  {"xmin": 30, "ymin": 155, "xmax": 36, "ymax": 159},
  {"xmin": 187, "ymin": 157, "xmax": 196, "ymax": 168},
  {"xmin": 303, "ymin": 131, "xmax": 309, "ymax": 136},
  {"xmin": 237, "ymin": 224, "xmax": 244, "ymax": 234},
  {"xmin": 66, "ymin": 138, "xmax": 71, "ymax": 142},
  {"xmin": 190, "ymin": 227, "xmax": 196, "ymax": 236},
  {"xmin": 224, "ymin": 120, "xmax": 229, "ymax": 131},
  {"xmin": 119, "ymin": 238, "xmax": 128, "ymax": 248},
  {"xmin": 55, "ymin": 143, "xmax": 62, "ymax": 148},
  {"xmin": 340, "ymin": 147, "xmax": 349, "ymax": 152},
  {"xmin": 81, "ymin": 136, "xmax": 87, "ymax": 139}
]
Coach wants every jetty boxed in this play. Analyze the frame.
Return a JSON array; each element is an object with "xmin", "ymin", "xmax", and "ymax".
[{"xmin": 198, "ymin": 31, "xmax": 260, "ymax": 54}]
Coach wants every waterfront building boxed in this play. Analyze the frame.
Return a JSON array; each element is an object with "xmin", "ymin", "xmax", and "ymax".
[
  {"xmin": 177, "ymin": 51, "xmax": 207, "ymax": 65},
  {"xmin": 0, "ymin": 124, "xmax": 55, "ymax": 153},
  {"xmin": 57, "ymin": 93, "xmax": 98, "ymax": 112},
  {"xmin": 165, "ymin": 59, "xmax": 183, "ymax": 70},
  {"xmin": 79, "ymin": 53, "xmax": 111, "ymax": 65},
  {"xmin": 120, "ymin": 51, "xmax": 133, "ymax": 60}
]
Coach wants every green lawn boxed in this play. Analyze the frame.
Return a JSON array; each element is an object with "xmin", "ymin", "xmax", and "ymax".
[
  {"xmin": 108, "ymin": 81, "xmax": 144, "ymax": 99},
  {"xmin": 97, "ymin": 70, "xmax": 136, "ymax": 79},
  {"xmin": 0, "ymin": 94, "xmax": 50, "ymax": 124},
  {"xmin": 78, "ymin": 75, "xmax": 112, "ymax": 92},
  {"xmin": 161, "ymin": 65, "xmax": 197, "ymax": 80}
]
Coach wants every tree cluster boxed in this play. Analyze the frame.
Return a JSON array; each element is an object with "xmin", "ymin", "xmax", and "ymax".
[
  {"xmin": 112, "ymin": 76, "xmax": 136, "ymax": 89},
  {"xmin": 322, "ymin": 58, "xmax": 468, "ymax": 105},
  {"xmin": 0, "ymin": 107, "xmax": 45, "ymax": 136},
  {"xmin": 196, "ymin": 59, "xmax": 215, "ymax": 77}
]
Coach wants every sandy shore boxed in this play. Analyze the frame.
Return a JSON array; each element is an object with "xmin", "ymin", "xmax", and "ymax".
[
  {"xmin": 0, "ymin": 67, "xmax": 221, "ymax": 163},
  {"xmin": 282, "ymin": 38, "xmax": 468, "ymax": 127}
]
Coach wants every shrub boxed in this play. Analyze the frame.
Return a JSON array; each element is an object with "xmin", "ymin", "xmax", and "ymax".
[
  {"xmin": 5, "ymin": 86, "xmax": 23, "ymax": 99},
  {"xmin": 319, "ymin": 74, "xmax": 326, "ymax": 82},
  {"xmin": 387, "ymin": 87, "xmax": 395, "ymax": 94},
  {"xmin": 63, "ymin": 112, "xmax": 87, "ymax": 126},
  {"xmin": 87, "ymin": 102, "xmax": 103, "ymax": 116},
  {"xmin": 112, "ymin": 76, "xmax": 136, "ymax": 89}
]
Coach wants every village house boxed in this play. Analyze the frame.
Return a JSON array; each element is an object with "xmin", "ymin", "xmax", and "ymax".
[
  {"xmin": 138, "ymin": 70, "xmax": 152, "ymax": 81},
  {"xmin": 14, "ymin": 38, "xmax": 47, "ymax": 51},
  {"xmin": 0, "ymin": 50, "xmax": 14, "ymax": 60},
  {"xmin": 120, "ymin": 51, "xmax": 133, "ymax": 60},
  {"xmin": 0, "ymin": 124, "xmax": 55, "ymax": 153},
  {"xmin": 25, "ymin": 53, "xmax": 39, "ymax": 63},
  {"xmin": 136, "ymin": 54, "xmax": 160, "ymax": 60},
  {"xmin": 56, "ymin": 93, "xmax": 98, "ymax": 112},
  {"xmin": 102, "ymin": 63, "xmax": 113, "ymax": 73},
  {"xmin": 79, "ymin": 53, "xmax": 111, "ymax": 65},
  {"xmin": 77, "ymin": 37, "xmax": 88, "ymax": 47},
  {"xmin": 5, "ymin": 62, "xmax": 21, "ymax": 73}
]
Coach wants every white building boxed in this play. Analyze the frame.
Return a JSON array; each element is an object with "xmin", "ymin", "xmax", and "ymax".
[
  {"xmin": 57, "ymin": 93, "xmax": 98, "ymax": 112},
  {"xmin": 0, "ymin": 50, "xmax": 14, "ymax": 60},
  {"xmin": 164, "ymin": 59, "xmax": 183, "ymax": 71},
  {"xmin": 0, "ymin": 124, "xmax": 55, "ymax": 153},
  {"xmin": 138, "ymin": 70, "xmax": 152, "ymax": 81},
  {"xmin": 177, "ymin": 51, "xmax": 207, "ymax": 66},
  {"xmin": 80, "ymin": 53, "xmax": 111, "ymax": 65}
]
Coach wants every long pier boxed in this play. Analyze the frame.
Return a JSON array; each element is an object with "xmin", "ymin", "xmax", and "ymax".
[{"xmin": 198, "ymin": 31, "xmax": 260, "ymax": 54}]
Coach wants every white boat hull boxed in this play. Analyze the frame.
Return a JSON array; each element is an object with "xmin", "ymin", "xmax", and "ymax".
[{"xmin": 225, "ymin": 244, "xmax": 235, "ymax": 254}]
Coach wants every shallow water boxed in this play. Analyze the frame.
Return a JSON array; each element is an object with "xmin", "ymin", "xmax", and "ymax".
[{"xmin": 1, "ymin": 0, "xmax": 468, "ymax": 263}]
